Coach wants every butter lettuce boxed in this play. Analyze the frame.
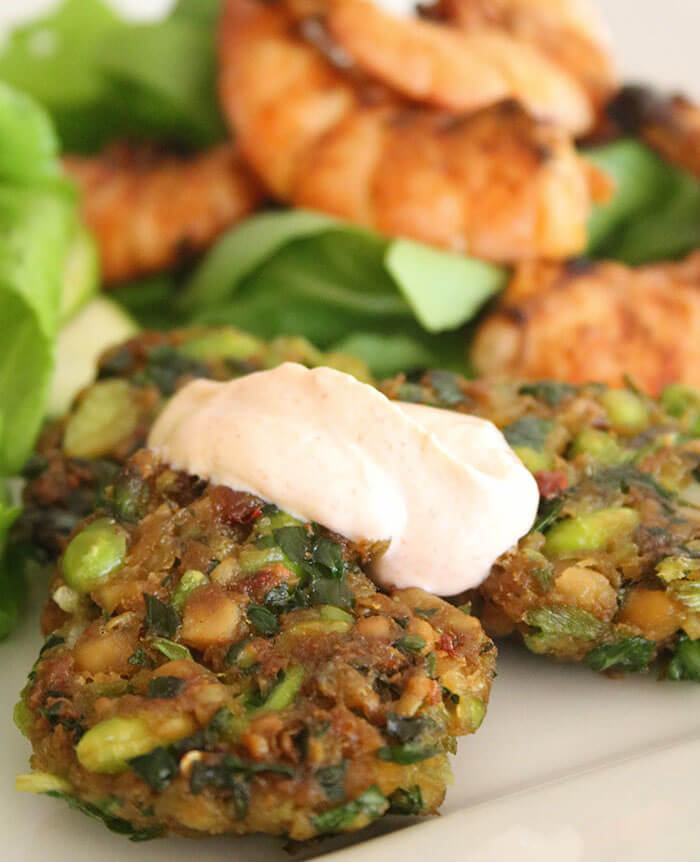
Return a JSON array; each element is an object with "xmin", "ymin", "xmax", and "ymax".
[
  {"xmin": 0, "ymin": 84, "xmax": 98, "ymax": 640},
  {"xmin": 0, "ymin": 0, "xmax": 223, "ymax": 151}
]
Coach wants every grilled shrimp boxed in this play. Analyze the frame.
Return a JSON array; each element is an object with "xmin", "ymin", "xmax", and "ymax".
[
  {"xmin": 311, "ymin": 0, "xmax": 594, "ymax": 133},
  {"xmin": 608, "ymin": 86, "xmax": 700, "ymax": 178},
  {"xmin": 471, "ymin": 253, "xmax": 700, "ymax": 395},
  {"xmin": 63, "ymin": 143, "xmax": 264, "ymax": 284},
  {"xmin": 218, "ymin": 0, "xmax": 603, "ymax": 261},
  {"xmin": 445, "ymin": 0, "xmax": 617, "ymax": 111}
]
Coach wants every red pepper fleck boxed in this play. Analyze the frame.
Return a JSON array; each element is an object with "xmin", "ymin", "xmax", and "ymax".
[
  {"xmin": 438, "ymin": 633, "xmax": 457, "ymax": 655},
  {"xmin": 535, "ymin": 470, "xmax": 568, "ymax": 499},
  {"xmin": 209, "ymin": 486, "xmax": 263, "ymax": 525}
]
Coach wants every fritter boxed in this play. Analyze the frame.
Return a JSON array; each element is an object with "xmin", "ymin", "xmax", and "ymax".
[
  {"xmin": 63, "ymin": 143, "xmax": 264, "ymax": 285},
  {"xmin": 17, "ymin": 327, "xmax": 370, "ymax": 559},
  {"xmin": 17, "ymin": 328, "xmax": 700, "ymax": 680},
  {"xmin": 382, "ymin": 372, "xmax": 700, "ymax": 678},
  {"xmin": 17, "ymin": 448, "xmax": 495, "ymax": 841},
  {"xmin": 470, "ymin": 253, "xmax": 700, "ymax": 395}
]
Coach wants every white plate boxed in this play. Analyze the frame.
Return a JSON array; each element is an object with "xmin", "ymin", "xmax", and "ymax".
[{"xmin": 1, "ymin": 2, "xmax": 699, "ymax": 861}]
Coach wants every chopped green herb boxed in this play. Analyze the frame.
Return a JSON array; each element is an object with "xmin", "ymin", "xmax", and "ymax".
[
  {"xmin": 45, "ymin": 791, "xmax": 163, "ymax": 842},
  {"xmin": 519, "ymin": 382, "xmax": 577, "ymax": 406},
  {"xmin": 146, "ymin": 676, "xmax": 186, "ymax": 699},
  {"xmin": 150, "ymin": 638, "xmax": 192, "ymax": 662},
  {"xmin": 532, "ymin": 499, "xmax": 564, "ymax": 534},
  {"xmin": 414, "ymin": 607, "xmax": 438, "ymax": 619},
  {"xmin": 426, "ymin": 369, "xmax": 464, "ymax": 405},
  {"xmin": 584, "ymin": 637, "xmax": 655, "ymax": 672},
  {"xmin": 425, "ymin": 651, "xmax": 437, "ymax": 679},
  {"xmin": 224, "ymin": 637, "xmax": 253, "ymax": 667},
  {"xmin": 127, "ymin": 648, "xmax": 152, "ymax": 668},
  {"xmin": 264, "ymin": 583, "xmax": 302, "ymax": 615},
  {"xmin": 386, "ymin": 712, "xmax": 436, "ymax": 743},
  {"xmin": 189, "ymin": 754, "xmax": 294, "ymax": 802},
  {"xmin": 311, "ymin": 785, "xmax": 387, "ymax": 834},
  {"xmin": 376, "ymin": 743, "xmax": 439, "ymax": 765},
  {"xmin": 312, "ymin": 536, "xmax": 345, "ymax": 577},
  {"xmin": 525, "ymin": 607, "xmax": 608, "ymax": 640},
  {"xmin": 668, "ymin": 634, "xmax": 700, "ymax": 682},
  {"xmin": 503, "ymin": 416, "xmax": 552, "ymax": 450},
  {"xmin": 38, "ymin": 634, "xmax": 65, "ymax": 657},
  {"xmin": 246, "ymin": 602, "xmax": 279, "ymax": 636},
  {"xmin": 128, "ymin": 746, "xmax": 178, "ymax": 792},
  {"xmin": 274, "ymin": 526, "xmax": 308, "ymax": 566},
  {"xmin": 388, "ymin": 785, "xmax": 424, "ymax": 815},
  {"xmin": 144, "ymin": 594, "xmax": 180, "ymax": 638},
  {"xmin": 308, "ymin": 573, "xmax": 354, "ymax": 610},
  {"xmin": 394, "ymin": 635, "xmax": 426, "ymax": 655},
  {"xmin": 316, "ymin": 761, "xmax": 347, "ymax": 801}
]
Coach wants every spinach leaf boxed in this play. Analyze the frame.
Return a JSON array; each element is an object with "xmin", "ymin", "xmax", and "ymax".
[
  {"xmin": 128, "ymin": 746, "xmax": 178, "ymax": 792},
  {"xmin": 180, "ymin": 212, "xmax": 505, "ymax": 376}
]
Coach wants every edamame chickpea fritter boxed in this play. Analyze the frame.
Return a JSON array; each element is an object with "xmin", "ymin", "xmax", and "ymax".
[
  {"xmin": 17, "ymin": 450, "xmax": 495, "ymax": 840},
  {"xmin": 382, "ymin": 373, "xmax": 700, "ymax": 679},
  {"xmin": 15, "ymin": 327, "xmax": 700, "ymax": 682}
]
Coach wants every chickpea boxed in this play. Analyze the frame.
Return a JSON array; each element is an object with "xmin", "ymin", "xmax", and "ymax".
[
  {"xmin": 619, "ymin": 588, "xmax": 683, "ymax": 641},
  {"xmin": 181, "ymin": 585, "xmax": 241, "ymax": 649},
  {"xmin": 354, "ymin": 615, "xmax": 392, "ymax": 640},
  {"xmin": 554, "ymin": 566, "xmax": 617, "ymax": 619},
  {"xmin": 73, "ymin": 617, "xmax": 139, "ymax": 674}
]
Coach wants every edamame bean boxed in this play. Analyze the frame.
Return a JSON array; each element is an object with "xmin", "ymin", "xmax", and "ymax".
[
  {"xmin": 171, "ymin": 569, "xmax": 208, "ymax": 612},
  {"xmin": 600, "ymin": 389, "xmax": 648, "ymax": 431},
  {"xmin": 544, "ymin": 507, "xmax": 640, "ymax": 556},
  {"xmin": 61, "ymin": 518, "xmax": 126, "ymax": 594},
  {"xmin": 75, "ymin": 717, "xmax": 158, "ymax": 774}
]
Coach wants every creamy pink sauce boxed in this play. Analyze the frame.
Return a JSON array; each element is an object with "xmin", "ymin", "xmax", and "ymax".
[{"xmin": 148, "ymin": 363, "xmax": 539, "ymax": 595}]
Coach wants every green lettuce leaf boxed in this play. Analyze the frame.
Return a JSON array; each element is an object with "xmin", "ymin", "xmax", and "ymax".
[
  {"xmin": 584, "ymin": 139, "xmax": 700, "ymax": 263},
  {"xmin": 0, "ymin": 0, "xmax": 224, "ymax": 152},
  {"xmin": 385, "ymin": 239, "xmax": 505, "ymax": 333},
  {"xmin": 0, "ymin": 0, "xmax": 121, "ymax": 152},
  {"xmin": 0, "ymin": 187, "xmax": 77, "ymax": 474},
  {"xmin": 98, "ymin": 17, "xmax": 224, "ymax": 148},
  {"xmin": 178, "ymin": 211, "xmax": 505, "ymax": 375}
]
